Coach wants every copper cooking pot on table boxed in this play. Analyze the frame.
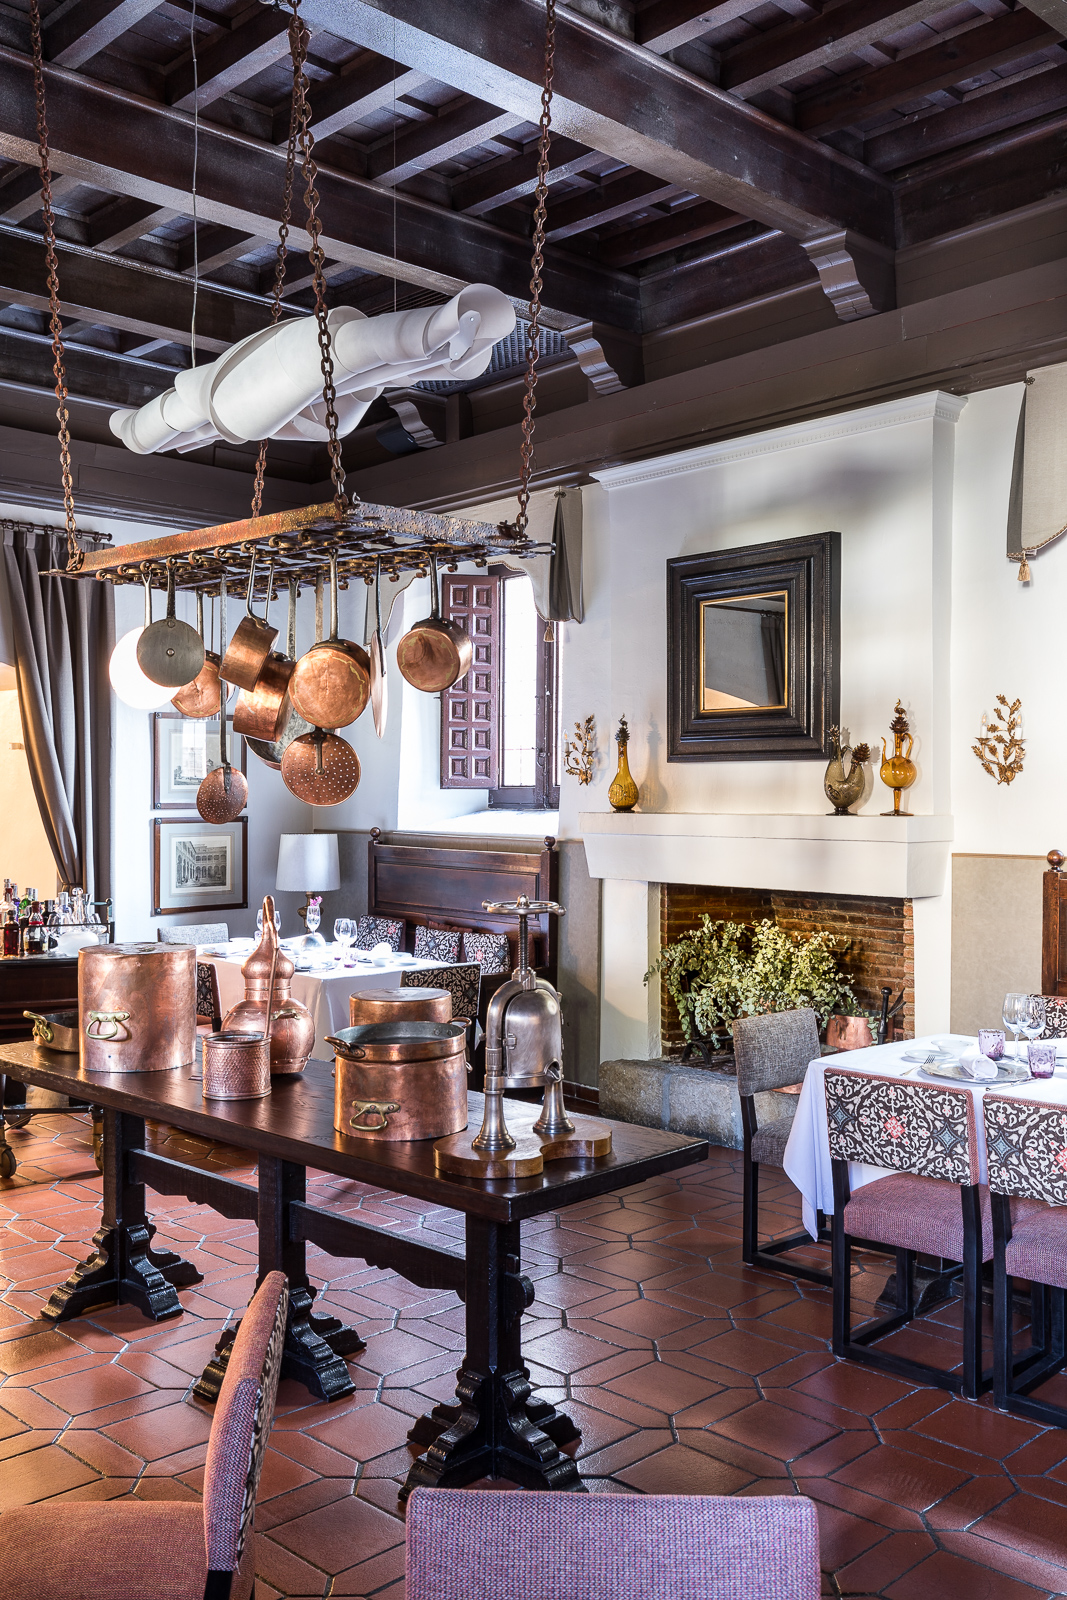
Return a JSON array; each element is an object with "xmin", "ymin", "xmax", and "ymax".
[
  {"xmin": 327, "ymin": 1021, "xmax": 468, "ymax": 1142},
  {"xmin": 234, "ymin": 573, "xmax": 296, "ymax": 744},
  {"xmin": 171, "ymin": 590, "xmax": 224, "ymax": 719},
  {"xmin": 349, "ymin": 987, "xmax": 451, "ymax": 1027},
  {"xmin": 79, "ymin": 942, "xmax": 195, "ymax": 1073},
  {"xmin": 289, "ymin": 552, "xmax": 370, "ymax": 729},
  {"xmin": 396, "ymin": 554, "xmax": 472, "ymax": 693},
  {"xmin": 220, "ymin": 550, "xmax": 278, "ymax": 691}
]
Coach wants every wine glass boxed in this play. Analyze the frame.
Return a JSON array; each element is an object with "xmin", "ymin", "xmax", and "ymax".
[
  {"xmin": 1002, "ymin": 993, "xmax": 1027, "ymax": 1060},
  {"xmin": 1018, "ymin": 994, "xmax": 1047, "ymax": 1070},
  {"xmin": 305, "ymin": 897, "xmax": 321, "ymax": 936},
  {"xmin": 256, "ymin": 906, "xmax": 281, "ymax": 938},
  {"xmin": 334, "ymin": 918, "xmax": 353, "ymax": 963}
]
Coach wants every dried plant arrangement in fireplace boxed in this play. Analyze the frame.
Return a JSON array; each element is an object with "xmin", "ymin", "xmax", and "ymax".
[{"xmin": 973, "ymin": 695, "xmax": 1025, "ymax": 785}]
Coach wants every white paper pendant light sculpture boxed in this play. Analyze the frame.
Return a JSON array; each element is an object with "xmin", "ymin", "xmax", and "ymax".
[{"xmin": 109, "ymin": 286, "xmax": 516, "ymax": 457}]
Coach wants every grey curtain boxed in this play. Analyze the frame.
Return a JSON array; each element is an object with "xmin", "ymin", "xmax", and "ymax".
[
  {"xmin": 1, "ymin": 522, "xmax": 113, "ymax": 900},
  {"xmin": 547, "ymin": 488, "xmax": 584, "ymax": 623}
]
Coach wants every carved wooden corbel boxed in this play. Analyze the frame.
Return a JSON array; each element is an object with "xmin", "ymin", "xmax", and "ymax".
[{"xmin": 801, "ymin": 230, "xmax": 896, "ymax": 322}]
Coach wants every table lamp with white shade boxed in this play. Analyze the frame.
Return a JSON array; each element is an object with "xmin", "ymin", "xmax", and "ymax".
[{"xmin": 276, "ymin": 833, "xmax": 340, "ymax": 944}]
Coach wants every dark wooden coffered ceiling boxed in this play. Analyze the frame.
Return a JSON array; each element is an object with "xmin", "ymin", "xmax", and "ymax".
[{"xmin": 0, "ymin": 0, "xmax": 1063, "ymax": 516}]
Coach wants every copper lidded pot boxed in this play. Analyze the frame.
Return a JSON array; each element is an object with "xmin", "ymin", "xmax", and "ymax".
[
  {"xmin": 79, "ymin": 942, "xmax": 195, "ymax": 1073},
  {"xmin": 349, "ymin": 987, "xmax": 451, "ymax": 1028},
  {"xmin": 221, "ymin": 895, "xmax": 315, "ymax": 1076}
]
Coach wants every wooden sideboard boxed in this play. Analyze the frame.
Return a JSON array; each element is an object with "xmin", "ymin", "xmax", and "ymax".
[{"xmin": 0, "ymin": 956, "xmax": 79, "ymax": 1043}]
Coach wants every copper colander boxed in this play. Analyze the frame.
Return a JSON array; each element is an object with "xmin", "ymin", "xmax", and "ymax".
[{"xmin": 281, "ymin": 728, "xmax": 361, "ymax": 805}]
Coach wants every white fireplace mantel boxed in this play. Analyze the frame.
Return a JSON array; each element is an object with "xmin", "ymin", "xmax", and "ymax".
[{"xmin": 579, "ymin": 812, "xmax": 953, "ymax": 899}]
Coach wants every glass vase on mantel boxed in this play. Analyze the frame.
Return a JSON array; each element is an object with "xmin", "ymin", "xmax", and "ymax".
[{"xmin": 608, "ymin": 716, "xmax": 640, "ymax": 812}]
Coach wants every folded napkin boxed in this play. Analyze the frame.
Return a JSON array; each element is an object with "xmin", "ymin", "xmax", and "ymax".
[{"xmin": 957, "ymin": 1050, "xmax": 998, "ymax": 1081}]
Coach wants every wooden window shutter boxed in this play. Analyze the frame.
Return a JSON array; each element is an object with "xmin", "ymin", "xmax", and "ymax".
[{"xmin": 440, "ymin": 573, "xmax": 499, "ymax": 788}]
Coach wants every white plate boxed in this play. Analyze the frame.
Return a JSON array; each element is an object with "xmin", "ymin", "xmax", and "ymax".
[
  {"xmin": 920, "ymin": 1058, "xmax": 1029, "ymax": 1083},
  {"xmin": 902, "ymin": 1049, "xmax": 956, "ymax": 1064},
  {"xmin": 931, "ymin": 1035, "xmax": 974, "ymax": 1053}
]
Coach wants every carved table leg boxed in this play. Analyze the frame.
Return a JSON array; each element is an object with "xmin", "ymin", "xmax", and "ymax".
[
  {"xmin": 43, "ymin": 1109, "xmax": 201, "ymax": 1323},
  {"xmin": 195, "ymin": 1156, "xmax": 361, "ymax": 1403},
  {"xmin": 401, "ymin": 1217, "xmax": 585, "ymax": 1503}
]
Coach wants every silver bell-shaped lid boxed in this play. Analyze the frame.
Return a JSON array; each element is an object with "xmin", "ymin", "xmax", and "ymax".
[{"xmin": 501, "ymin": 981, "xmax": 563, "ymax": 1086}]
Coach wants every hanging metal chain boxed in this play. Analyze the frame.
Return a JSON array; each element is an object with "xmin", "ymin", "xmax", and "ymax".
[
  {"xmin": 289, "ymin": 0, "xmax": 349, "ymax": 514},
  {"xmin": 514, "ymin": 0, "xmax": 556, "ymax": 540},
  {"xmin": 29, "ymin": 0, "xmax": 81, "ymax": 572},
  {"xmin": 250, "ymin": 2, "xmax": 304, "ymax": 518}
]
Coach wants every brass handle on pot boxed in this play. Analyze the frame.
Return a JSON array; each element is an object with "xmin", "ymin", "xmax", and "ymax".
[
  {"xmin": 23, "ymin": 1010, "xmax": 53, "ymax": 1044},
  {"xmin": 349, "ymin": 1099, "xmax": 400, "ymax": 1132},
  {"xmin": 326, "ymin": 1035, "xmax": 365, "ymax": 1058},
  {"xmin": 86, "ymin": 1010, "xmax": 131, "ymax": 1040}
]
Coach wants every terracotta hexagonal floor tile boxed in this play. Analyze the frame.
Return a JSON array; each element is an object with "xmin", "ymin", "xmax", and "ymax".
[
  {"xmin": 616, "ymin": 1442, "xmax": 754, "ymax": 1496},
  {"xmin": 704, "ymin": 1398, "xmax": 841, "ymax": 1461},
  {"xmin": 269, "ymin": 1490, "xmax": 404, "ymax": 1574}
]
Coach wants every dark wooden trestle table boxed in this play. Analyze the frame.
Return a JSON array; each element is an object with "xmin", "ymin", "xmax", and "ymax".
[{"xmin": 0, "ymin": 1040, "xmax": 708, "ymax": 1503}]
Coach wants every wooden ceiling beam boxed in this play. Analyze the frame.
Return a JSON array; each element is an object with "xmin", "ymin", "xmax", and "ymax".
[
  {"xmin": 721, "ymin": 0, "xmax": 972, "ymax": 96},
  {"xmin": 298, "ymin": 0, "xmax": 895, "ymax": 243},
  {"xmin": 167, "ymin": 7, "xmax": 294, "ymax": 110},
  {"xmin": 635, "ymin": 0, "xmax": 757, "ymax": 52},
  {"xmin": 366, "ymin": 95, "xmax": 520, "ymax": 185},
  {"xmin": 0, "ymin": 48, "xmax": 640, "ymax": 329},
  {"xmin": 451, "ymin": 138, "xmax": 603, "ymax": 215},
  {"xmin": 896, "ymin": 109, "xmax": 1067, "ymax": 242},
  {"xmin": 89, "ymin": 197, "xmax": 180, "ymax": 251},
  {"xmin": 545, "ymin": 170, "xmax": 682, "ymax": 242},
  {"xmin": 289, "ymin": 60, "xmax": 430, "ymax": 143},
  {"xmin": 865, "ymin": 60, "xmax": 1067, "ymax": 170},
  {"xmin": 0, "ymin": 325, "xmax": 183, "ymax": 407},
  {"xmin": 179, "ymin": 225, "xmax": 262, "ymax": 274},
  {"xmin": 796, "ymin": 8, "xmax": 1059, "ymax": 132},
  {"xmin": 44, "ymin": 0, "xmax": 165, "ymax": 70},
  {"xmin": 0, "ymin": 225, "xmax": 290, "ymax": 352},
  {"xmin": 596, "ymin": 199, "xmax": 750, "ymax": 265}
]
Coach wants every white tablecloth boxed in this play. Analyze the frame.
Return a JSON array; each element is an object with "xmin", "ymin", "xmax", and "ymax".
[
  {"xmin": 206, "ymin": 947, "xmax": 441, "ymax": 1062},
  {"xmin": 783, "ymin": 1035, "xmax": 1067, "ymax": 1239}
]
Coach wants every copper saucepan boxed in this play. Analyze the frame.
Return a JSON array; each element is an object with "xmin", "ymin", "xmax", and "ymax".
[
  {"xmin": 396, "ymin": 554, "xmax": 472, "ymax": 693},
  {"xmin": 137, "ymin": 561, "xmax": 205, "ymax": 689},
  {"xmin": 172, "ymin": 590, "xmax": 224, "ymax": 719},
  {"xmin": 288, "ymin": 551, "xmax": 370, "ymax": 730},
  {"xmin": 234, "ymin": 571, "xmax": 295, "ymax": 743},
  {"xmin": 325, "ymin": 1021, "xmax": 468, "ymax": 1063},
  {"xmin": 197, "ymin": 577, "xmax": 249, "ymax": 823},
  {"xmin": 245, "ymin": 577, "xmax": 311, "ymax": 767},
  {"xmin": 219, "ymin": 550, "xmax": 278, "ymax": 690},
  {"xmin": 280, "ymin": 726, "xmax": 360, "ymax": 806}
]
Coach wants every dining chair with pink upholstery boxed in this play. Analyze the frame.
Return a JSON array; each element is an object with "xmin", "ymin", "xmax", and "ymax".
[
  {"xmin": 405, "ymin": 1487, "xmax": 821, "ymax": 1600},
  {"xmin": 983, "ymin": 1092, "xmax": 1067, "ymax": 1424},
  {"xmin": 825, "ymin": 1067, "xmax": 992, "ymax": 1399},
  {"xmin": 0, "ymin": 1270, "xmax": 289, "ymax": 1600}
]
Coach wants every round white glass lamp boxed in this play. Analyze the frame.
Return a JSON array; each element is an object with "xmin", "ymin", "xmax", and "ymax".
[{"xmin": 109, "ymin": 627, "xmax": 174, "ymax": 710}]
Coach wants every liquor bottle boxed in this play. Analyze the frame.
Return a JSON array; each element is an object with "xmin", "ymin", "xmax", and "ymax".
[
  {"xmin": 25, "ymin": 902, "xmax": 45, "ymax": 956},
  {"xmin": 2, "ymin": 909, "xmax": 19, "ymax": 959}
]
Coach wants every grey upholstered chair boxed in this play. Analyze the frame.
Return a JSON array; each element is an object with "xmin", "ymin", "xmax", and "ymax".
[
  {"xmin": 733, "ymin": 1007, "xmax": 830, "ymax": 1285},
  {"xmin": 158, "ymin": 922, "xmax": 229, "ymax": 946}
]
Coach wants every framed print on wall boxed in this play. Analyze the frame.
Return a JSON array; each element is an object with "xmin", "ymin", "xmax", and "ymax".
[
  {"xmin": 152, "ymin": 712, "xmax": 246, "ymax": 810},
  {"xmin": 151, "ymin": 816, "xmax": 248, "ymax": 917},
  {"xmin": 667, "ymin": 531, "xmax": 840, "ymax": 762}
]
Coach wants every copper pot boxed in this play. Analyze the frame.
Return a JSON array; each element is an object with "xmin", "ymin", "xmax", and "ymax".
[
  {"xmin": 280, "ymin": 727, "xmax": 360, "ymax": 806},
  {"xmin": 289, "ymin": 552, "xmax": 370, "ymax": 730},
  {"xmin": 196, "ymin": 667, "xmax": 247, "ymax": 824},
  {"xmin": 246, "ymin": 578, "xmax": 309, "ymax": 765},
  {"xmin": 221, "ymin": 895, "xmax": 315, "ymax": 1076},
  {"xmin": 329, "ymin": 1022, "xmax": 468, "ymax": 1141},
  {"xmin": 202, "ymin": 1031, "xmax": 271, "ymax": 1100},
  {"xmin": 349, "ymin": 987, "xmax": 451, "ymax": 1027},
  {"xmin": 220, "ymin": 550, "xmax": 278, "ymax": 690},
  {"xmin": 172, "ymin": 591, "xmax": 224, "ymax": 719},
  {"xmin": 396, "ymin": 555, "xmax": 472, "ymax": 694},
  {"xmin": 79, "ymin": 942, "xmax": 195, "ymax": 1074}
]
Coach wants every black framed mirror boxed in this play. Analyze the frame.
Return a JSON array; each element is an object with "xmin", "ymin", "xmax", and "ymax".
[{"xmin": 667, "ymin": 532, "xmax": 839, "ymax": 761}]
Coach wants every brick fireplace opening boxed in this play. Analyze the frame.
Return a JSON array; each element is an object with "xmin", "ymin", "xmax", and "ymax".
[{"xmin": 659, "ymin": 884, "xmax": 915, "ymax": 1055}]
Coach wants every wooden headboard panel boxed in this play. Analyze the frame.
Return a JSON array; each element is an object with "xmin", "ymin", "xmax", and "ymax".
[
  {"xmin": 1042, "ymin": 849, "xmax": 1067, "ymax": 995},
  {"xmin": 367, "ymin": 830, "xmax": 559, "ymax": 979}
]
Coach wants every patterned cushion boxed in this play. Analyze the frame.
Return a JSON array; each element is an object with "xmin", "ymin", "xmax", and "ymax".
[
  {"xmin": 355, "ymin": 916, "xmax": 405, "ymax": 952},
  {"xmin": 203, "ymin": 1270, "xmax": 288, "ymax": 1576},
  {"xmin": 750, "ymin": 1105, "xmax": 797, "ymax": 1168},
  {"xmin": 462, "ymin": 930, "xmax": 511, "ymax": 975},
  {"xmin": 157, "ymin": 921, "xmax": 229, "ymax": 946},
  {"xmin": 0, "ymin": 1501, "xmax": 210, "ymax": 1600},
  {"xmin": 414, "ymin": 924, "xmax": 462, "ymax": 963},
  {"xmin": 406, "ymin": 1488, "xmax": 821, "ymax": 1600},
  {"xmin": 403, "ymin": 963, "xmax": 481, "ymax": 1024},
  {"xmin": 824, "ymin": 1069, "xmax": 980, "ymax": 1186},
  {"xmin": 733, "ymin": 1009, "xmax": 821, "ymax": 1097},
  {"xmin": 1035, "ymin": 995, "xmax": 1067, "ymax": 1040},
  {"xmin": 1004, "ymin": 1197, "xmax": 1067, "ymax": 1289},
  {"xmin": 983, "ymin": 1093, "xmax": 1067, "ymax": 1205},
  {"xmin": 196, "ymin": 961, "xmax": 221, "ymax": 1026},
  {"xmin": 843, "ymin": 1172, "xmax": 993, "ymax": 1262}
]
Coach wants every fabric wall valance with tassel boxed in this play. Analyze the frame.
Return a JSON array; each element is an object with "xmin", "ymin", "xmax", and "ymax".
[{"xmin": 1007, "ymin": 362, "xmax": 1067, "ymax": 582}]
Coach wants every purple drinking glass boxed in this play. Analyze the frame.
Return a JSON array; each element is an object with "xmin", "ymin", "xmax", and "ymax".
[
  {"xmin": 1028, "ymin": 1041, "xmax": 1056, "ymax": 1079},
  {"xmin": 978, "ymin": 1029, "xmax": 1005, "ymax": 1061}
]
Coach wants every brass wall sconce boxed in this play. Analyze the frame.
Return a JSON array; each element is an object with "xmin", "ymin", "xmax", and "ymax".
[
  {"xmin": 562, "ymin": 715, "xmax": 596, "ymax": 785},
  {"xmin": 974, "ymin": 695, "xmax": 1025, "ymax": 785}
]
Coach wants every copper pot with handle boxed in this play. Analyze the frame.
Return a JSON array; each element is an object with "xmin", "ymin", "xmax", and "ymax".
[
  {"xmin": 171, "ymin": 590, "xmax": 224, "ymax": 719},
  {"xmin": 245, "ymin": 577, "xmax": 311, "ymax": 766},
  {"xmin": 396, "ymin": 554, "xmax": 472, "ymax": 693},
  {"xmin": 328, "ymin": 1021, "xmax": 468, "ymax": 1141},
  {"xmin": 219, "ymin": 550, "xmax": 278, "ymax": 690},
  {"xmin": 280, "ymin": 726, "xmax": 360, "ymax": 805},
  {"xmin": 234, "ymin": 571, "xmax": 295, "ymax": 743},
  {"xmin": 197, "ymin": 576, "xmax": 248, "ymax": 823},
  {"xmin": 79, "ymin": 942, "xmax": 195, "ymax": 1073},
  {"xmin": 288, "ymin": 552, "xmax": 370, "ymax": 729},
  {"xmin": 349, "ymin": 987, "xmax": 451, "ymax": 1027}
]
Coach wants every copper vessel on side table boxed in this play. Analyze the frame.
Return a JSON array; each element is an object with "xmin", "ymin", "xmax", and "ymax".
[
  {"xmin": 79, "ymin": 942, "xmax": 196, "ymax": 1074},
  {"xmin": 221, "ymin": 895, "xmax": 315, "ymax": 1076}
]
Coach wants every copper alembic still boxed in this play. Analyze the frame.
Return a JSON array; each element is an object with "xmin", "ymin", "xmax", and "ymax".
[
  {"xmin": 434, "ymin": 896, "xmax": 613, "ymax": 1178},
  {"xmin": 221, "ymin": 895, "xmax": 315, "ymax": 1077}
]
